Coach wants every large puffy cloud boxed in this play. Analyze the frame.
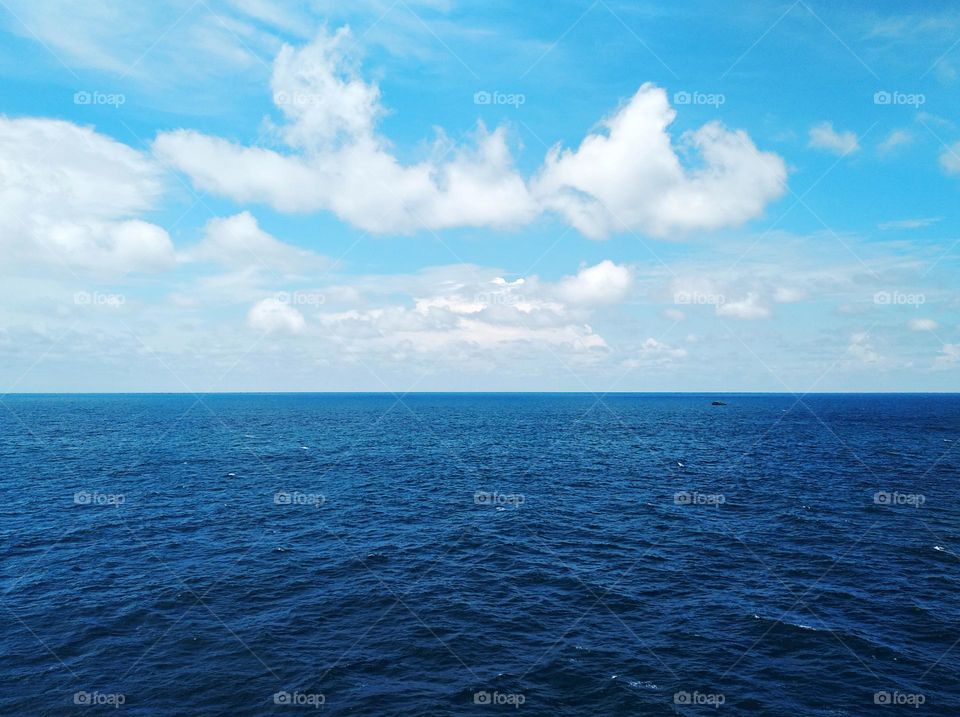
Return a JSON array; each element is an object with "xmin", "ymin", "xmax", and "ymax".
[
  {"xmin": 0, "ymin": 117, "xmax": 174, "ymax": 273},
  {"xmin": 534, "ymin": 84, "xmax": 787, "ymax": 239},
  {"xmin": 155, "ymin": 27, "xmax": 538, "ymax": 234},
  {"xmin": 155, "ymin": 30, "xmax": 786, "ymax": 240}
]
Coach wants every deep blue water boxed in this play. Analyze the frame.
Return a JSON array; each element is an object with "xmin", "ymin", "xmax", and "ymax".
[{"xmin": 1, "ymin": 393, "xmax": 958, "ymax": 715}]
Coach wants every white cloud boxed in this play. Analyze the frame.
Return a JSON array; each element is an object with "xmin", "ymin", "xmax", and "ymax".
[
  {"xmin": 717, "ymin": 292, "xmax": 771, "ymax": 320},
  {"xmin": 939, "ymin": 142, "xmax": 960, "ymax": 175},
  {"xmin": 908, "ymin": 318, "xmax": 938, "ymax": 331},
  {"xmin": 556, "ymin": 260, "xmax": 632, "ymax": 306},
  {"xmin": 935, "ymin": 343, "xmax": 960, "ymax": 368},
  {"xmin": 664, "ymin": 308, "xmax": 685, "ymax": 321},
  {"xmin": 155, "ymin": 28, "xmax": 538, "ymax": 235},
  {"xmin": 247, "ymin": 297, "xmax": 305, "ymax": 334},
  {"xmin": 622, "ymin": 338, "xmax": 687, "ymax": 368},
  {"xmin": 878, "ymin": 217, "xmax": 941, "ymax": 230},
  {"xmin": 878, "ymin": 129, "xmax": 913, "ymax": 154},
  {"xmin": 773, "ymin": 286, "xmax": 805, "ymax": 303},
  {"xmin": 304, "ymin": 262, "xmax": 619, "ymax": 359},
  {"xmin": 808, "ymin": 121, "xmax": 860, "ymax": 155},
  {"xmin": 156, "ymin": 32, "xmax": 786, "ymax": 240},
  {"xmin": 0, "ymin": 117, "xmax": 174, "ymax": 274},
  {"xmin": 535, "ymin": 84, "xmax": 787, "ymax": 239},
  {"xmin": 188, "ymin": 211, "xmax": 329, "ymax": 272},
  {"xmin": 848, "ymin": 332, "xmax": 881, "ymax": 364}
]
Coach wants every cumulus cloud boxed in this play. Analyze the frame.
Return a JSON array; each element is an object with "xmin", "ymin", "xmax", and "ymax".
[
  {"xmin": 155, "ymin": 27, "xmax": 537, "ymax": 235},
  {"xmin": 155, "ymin": 30, "xmax": 786, "ymax": 240},
  {"xmin": 188, "ymin": 211, "xmax": 329, "ymax": 272},
  {"xmin": 556, "ymin": 260, "xmax": 632, "ymax": 306},
  {"xmin": 0, "ymin": 117, "xmax": 174, "ymax": 274},
  {"xmin": 808, "ymin": 121, "xmax": 860, "ymax": 155},
  {"xmin": 717, "ymin": 292, "xmax": 771, "ymax": 320},
  {"xmin": 306, "ymin": 263, "xmax": 619, "ymax": 359},
  {"xmin": 535, "ymin": 84, "xmax": 787, "ymax": 239},
  {"xmin": 247, "ymin": 297, "xmax": 306, "ymax": 334},
  {"xmin": 939, "ymin": 142, "xmax": 960, "ymax": 175},
  {"xmin": 622, "ymin": 338, "xmax": 687, "ymax": 368},
  {"xmin": 935, "ymin": 343, "xmax": 960, "ymax": 368},
  {"xmin": 908, "ymin": 318, "xmax": 938, "ymax": 331}
]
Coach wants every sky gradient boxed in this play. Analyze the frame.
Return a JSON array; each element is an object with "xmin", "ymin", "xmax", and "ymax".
[{"xmin": 1, "ymin": 0, "xmax": 958, "ymax": 392}]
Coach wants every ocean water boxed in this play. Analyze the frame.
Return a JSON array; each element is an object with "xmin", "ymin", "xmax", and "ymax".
[{"xmin": 1, "ymin": 393, "xmax": 958, "ymax": 715}]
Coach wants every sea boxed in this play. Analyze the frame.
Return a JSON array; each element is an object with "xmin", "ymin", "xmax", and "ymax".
[{"xmin": 1, "ymin": 393, "xmax": 957, "ymax": 715}]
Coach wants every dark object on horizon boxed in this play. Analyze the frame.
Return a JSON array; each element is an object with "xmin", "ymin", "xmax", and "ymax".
[{"xmin": 711, "ymin": 400, "xmax": 727, "ymax": 406}]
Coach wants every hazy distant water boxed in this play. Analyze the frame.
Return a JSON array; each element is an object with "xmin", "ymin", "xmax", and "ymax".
[{"xmin": 1, "ymin": 393, "xmax": 958, "ymax": 715}]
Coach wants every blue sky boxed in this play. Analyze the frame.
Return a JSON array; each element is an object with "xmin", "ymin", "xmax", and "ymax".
[{"xmin": 0, "ymin": 0, "xmax": 958, "ymax": 391}]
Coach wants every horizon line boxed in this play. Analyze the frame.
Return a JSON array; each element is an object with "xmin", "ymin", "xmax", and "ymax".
[{"xmin": 3, "ymin": 391, "xmax": 959, "ymax": 396}]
